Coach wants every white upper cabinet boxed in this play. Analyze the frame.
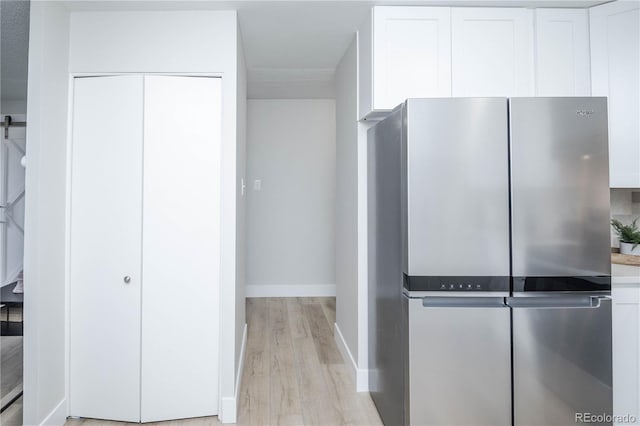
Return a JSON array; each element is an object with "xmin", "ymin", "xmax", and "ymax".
[
  {"xmin": 534, "ymin": 9, "xmax": 591, "ymax": 96},
  {"xmin": 359, "ymin": 7, "xmax": 451, "ymax": 119},
  {"xmin": 452, "ymin": 8, "xmax": 534, "ymax": 97},
  {"xmin": 590, "ymin": 1, "xmax": 640, "ymax": 188},
  {"xmin": 358, "ymin": 5, "xmax": 632, "ymax": 126}
]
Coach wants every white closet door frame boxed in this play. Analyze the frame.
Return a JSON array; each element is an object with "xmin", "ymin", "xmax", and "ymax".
[
  {"xmin": 0, "ymin": 113, "xmax": 26, "ymax": 287},
  {"xmin": 66, "ymin": 73, "xmax": 224, "ymax": 422}
]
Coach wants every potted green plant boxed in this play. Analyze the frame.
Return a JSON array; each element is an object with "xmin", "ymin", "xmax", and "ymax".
[{"xmin": 611, "ymin": 218, "xmax": 640, "ymax": 256}]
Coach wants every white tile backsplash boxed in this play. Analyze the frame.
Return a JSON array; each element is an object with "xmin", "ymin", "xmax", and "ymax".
[{"xmin": 610, "ymin": 188, "xmax": 640, "ymax": 248}]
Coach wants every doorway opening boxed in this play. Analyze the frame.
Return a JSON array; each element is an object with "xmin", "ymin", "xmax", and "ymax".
[
  {"xmin": 0, "ymin": 0, "xmax": 30, "ymax": 423},
  {"xmin": 0, "ymin": 113, "xmax": 26, "ymax": 426}
]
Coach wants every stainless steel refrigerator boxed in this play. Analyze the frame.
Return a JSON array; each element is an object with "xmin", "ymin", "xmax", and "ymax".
[{"xmin": 368, "ymin": 97, "xmax": 612, "ymax": 426}]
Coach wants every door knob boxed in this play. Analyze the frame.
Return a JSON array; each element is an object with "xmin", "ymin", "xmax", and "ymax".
[{"xmin": 124, "ymin": 276, "xmax": 131, "ymax": 284}]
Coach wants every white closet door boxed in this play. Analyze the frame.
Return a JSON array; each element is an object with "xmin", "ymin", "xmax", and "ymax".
[
  {"xmin": 141, "ymin": 76, "xmax": 221, "ymax": 421},
  {"xmin": 70, "ymin": 76, "xmax": 143, "ymax": 422}
]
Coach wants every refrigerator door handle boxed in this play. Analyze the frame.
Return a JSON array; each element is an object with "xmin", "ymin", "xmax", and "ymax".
[
  {"xmin": 589, "ymin": 295, "xmax": 611, "ymax": 308},
  {"xmin": 507, "ymin": 295, "xmax": 610, "ymax": 309},
  {"xmin": 421, "ymin": 297, "xmax": 506, "ymax": 308}
]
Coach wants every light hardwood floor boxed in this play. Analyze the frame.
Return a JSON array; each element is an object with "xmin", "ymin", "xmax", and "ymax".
[
  {"xmin": 1, "ymin": 336, "xmax": 23, "ymax": 402},
  {"xmin": 1, "ymin": 332, "xmax": 24, "ymax": 423},
  {"xmin": 65, "ymin": 297, "xmax": 382, "ymax": 426},
  {"xmin": 0, "ymin": 395, "xmax": 22, "ymax": 426}
]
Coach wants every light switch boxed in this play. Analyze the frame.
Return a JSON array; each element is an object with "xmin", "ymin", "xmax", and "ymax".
[{"xmin": 254, "ymin": 179, "xmax": 262, "ymax": 191}]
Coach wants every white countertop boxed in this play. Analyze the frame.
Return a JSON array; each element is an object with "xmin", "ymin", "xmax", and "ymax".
[{"xmin": 612, "ymin": 263, "xmax": 640, "ymax": 286}]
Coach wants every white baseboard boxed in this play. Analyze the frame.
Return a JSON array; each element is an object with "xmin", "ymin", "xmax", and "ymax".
[
  {"xmin": 246, "ymin": 284, "xmax": 336, "ymax": 298},
  {"xmin": 40, "ymin": 398, "xmax": 67, "ymax": 426},
  {"xmin": 356, "ymin": 368, "xmax": 369, "ymax": 393},
  {"xmin": 334, "ymin": 323, "xmax": 357, "ymax": 384},
  {"xmin": 219, "ymin": 397, "xmax": 235, "ymax": 424},
  {"xmin": 219, "ymin": 323, "xmax": 247, "ymax": 424},
  {"xmin": 236, "ymin": 324, "xmax": 248, "ymax": 409},
  {"xmin": 334, "ymin": 323, "xmax": 369, "ymax": 392}
]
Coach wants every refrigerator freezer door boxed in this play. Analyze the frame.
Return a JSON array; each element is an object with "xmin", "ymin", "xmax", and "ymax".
[
  {"xmin": 406, "ymin": 297, "xmax": 512, "ymax": 426},
  {"xmin": 404, "ymin": 98, "xmax": 510, "ymax": 279},
  {"xmin": 510, "ymin": 97, "xmax": 611, "ymax": 280},
  {"xmin": 510, "ymin": 297, "xmax": 613, "ymax": 426}
]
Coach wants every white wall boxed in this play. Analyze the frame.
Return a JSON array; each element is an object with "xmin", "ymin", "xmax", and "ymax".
[
  {"xmin": 0, "ymin": 0, "xmax": 30, "ymax": 115},
  {"xmin": 23, "ymin": 2, "xmax": 70, "ymax": 424},
  {"xmin": 24, "ymin": 9, "xmax": 245, "ymax": 424},
  {"xmin": 246, "ymin": 99, "xmax": 336, "ymax": 297},
  {"xmin": 68, "ymin": 11, "xmax": 232, "ymax": 73},
  {"xmin": 334, "ymin": 33, "xmax": 375, "ymax": 393},
  {"xmin": 234, "ymin": 21, "xmax": 248, "ymax": 400},
  {"xmin": 334, "ymin": 37, "xmax": 360, "ymax": 376},
  {"xmin": 357, "ymin": 118, "xmax": 374, "ymax": 388},
  {"xmin": 1, "ymin": 101, "xmax": 27, "ymax": 115}
]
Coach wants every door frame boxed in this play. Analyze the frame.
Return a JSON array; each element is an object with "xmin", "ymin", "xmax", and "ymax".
[
  {"xmin": 0, "ymin": 112, "xmax": 27, "ymax": 287},
  {"xmin": 64, "ymin": 72, "xmax": 225, "ymax": 420}
]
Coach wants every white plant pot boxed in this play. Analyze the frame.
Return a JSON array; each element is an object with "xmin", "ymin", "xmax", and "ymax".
[{"xmin": 620, "ymin": 242, "xmax": 640, "ymax": 256}]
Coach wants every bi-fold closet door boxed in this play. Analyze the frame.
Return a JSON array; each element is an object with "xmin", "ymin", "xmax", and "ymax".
[{"xmin": 69, "ymin": 75, "xmax": 221, "ymax": 422}]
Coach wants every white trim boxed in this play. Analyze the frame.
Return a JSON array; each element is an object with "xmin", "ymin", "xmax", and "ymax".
[
  {"xmin": 334, "ymin": 323, "xmax": 369, "ymax": 392},
  {"xmin": 236, "ymin": 323, "xmax": 247, "ymax": 402},
  {"xmin": 65, "ymin": 73, "xmax": 75, "ymax": 419},
  {"xmin": 69, "ymin": 72, "xmax": 224, "ymax": 77},
  {"xmin": 334, "ymin": 322, "xmax": 357, "ymax": 384},
  {"xmin": 356, "ymin": 368, "xmax": 370, "ymax": 393},
  {"xmin": 246, "ymin": 284, "xmax": 336, "ymax": 298},
  {"xmin": 219, "ymin": 397, "xmax": 236, "ymax": 423},
  {"xmin": 219, "ymin": 322, "xmax": 247, "ymax": 424},
  {"xmin": 39, "ymin": 398, "xmax": 67, "ymax": 426}
]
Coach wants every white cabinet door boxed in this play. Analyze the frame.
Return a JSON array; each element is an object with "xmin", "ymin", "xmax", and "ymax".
[
  {"xmin": 70, "ymin": 75, "xmax": 144, "ymax": 422},
  {"xmin": 141, "ymin": 76, "xmax": 221, "ymax": 421},
  {"xmin": 359, "ymin": 7, "xmax": 451, "ymax": 119},
  {"xmin": 373, "ymin": 7, "xmax": 451, "ymax": 112},
  {"xmin": 612, "ymin": 286, "xmax": 640, "ymax": 425},
  {"xmin": 591, "ymin": 1, "xmax": 640, "ymax": 188},
  {"xmin": 452, "ymin": 8, "xmax": 534, "ymax": 97},
  {"xmin": 534, "ymin": 9, "xmax": 590, "ymax": 96}
]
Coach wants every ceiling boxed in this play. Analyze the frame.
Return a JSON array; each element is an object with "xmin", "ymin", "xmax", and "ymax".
[{"xmin": 1, "ymin": 0, "xmax": 613, "ymax": 105}]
